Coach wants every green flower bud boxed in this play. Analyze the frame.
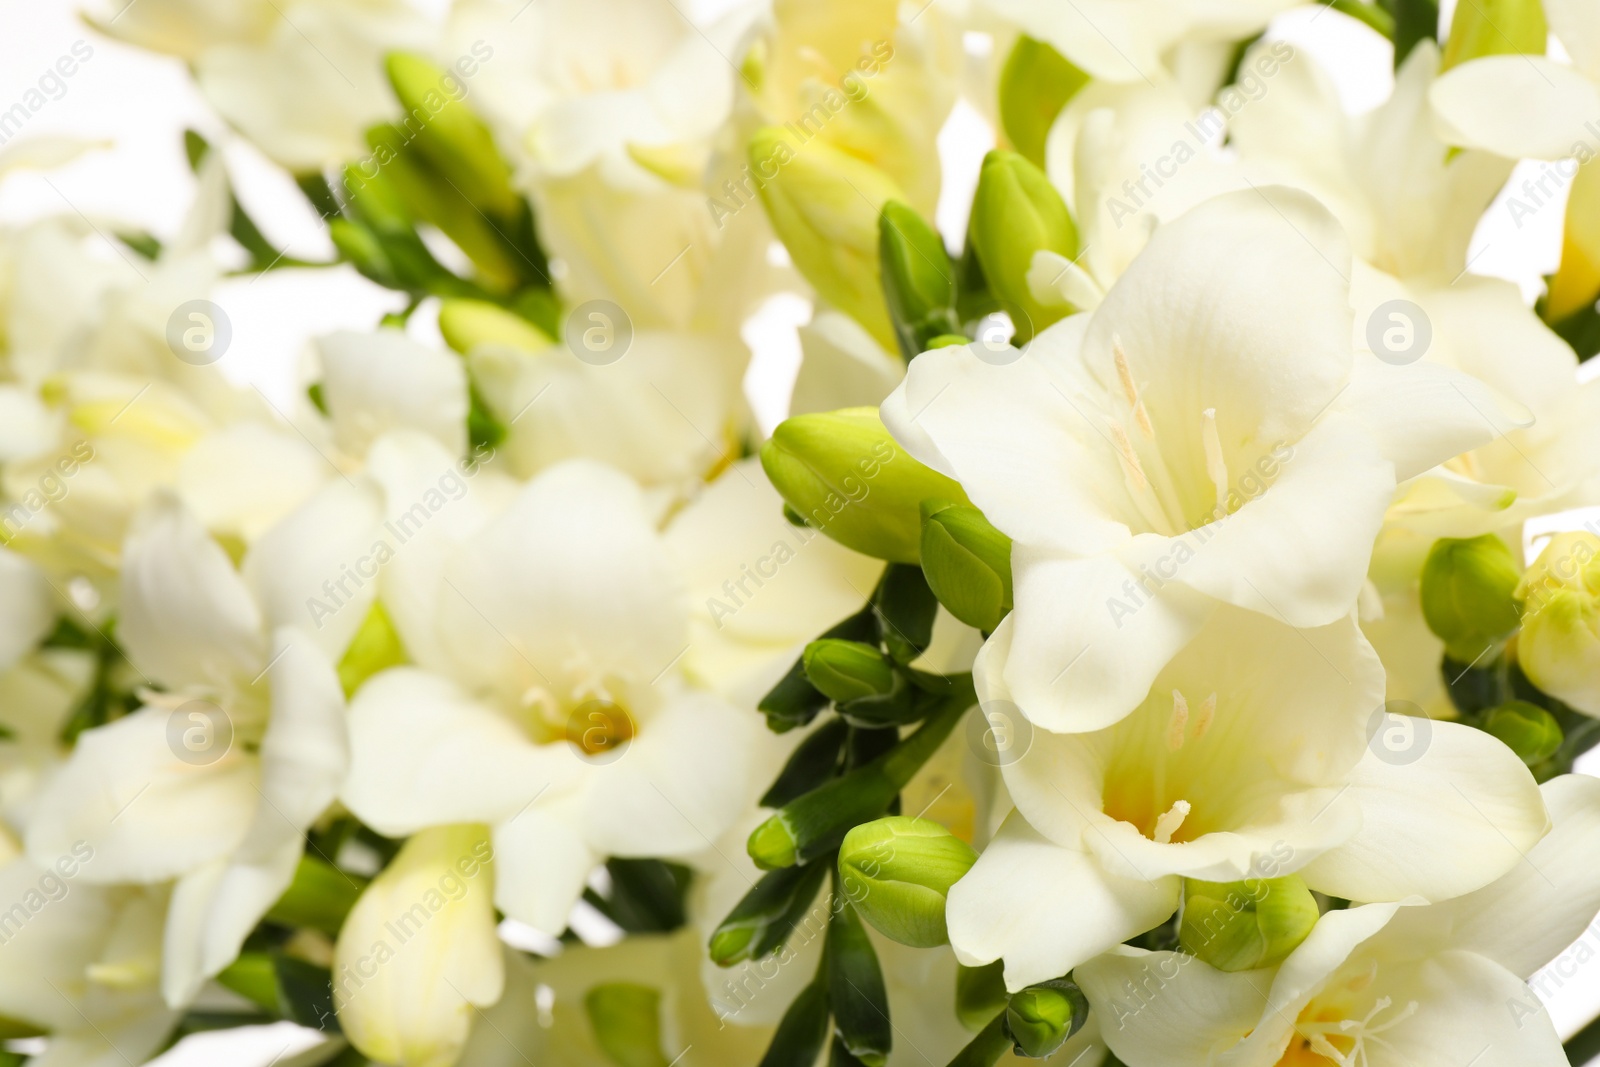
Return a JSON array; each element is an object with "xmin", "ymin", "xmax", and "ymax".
[
  {"xmin": 1441, "ymin": 0, "xmax": 1547, "ymax": 71},
  {"xmin": 998, "ymin": 36, "xmax": 1089, "ymax": 168},
  {"xmin": 926, "ymin": 334, "xmax": 970, "ymax": 349},
  {"xmin": 969, "ymin": 150, "xmax": 1077, "ymax": 343},
  {"xmin": 879, "ymin": 201, "xmax": 958, "ymax": 360},
  {"xmin": 1516, "ymin": 532, "xmax": 1600, "ymax": 715},
  {"xmin": 709, "ymin": 862, "xmax": 828, "ymax": 965},
  {"xmin": 1482, "ymin": 701, "xmax": 1564, "ymax": 766},
  {"xmin": 804, "ymin": 639, "xmax": 897, "ymax": 704},
  {"xmin": 920, "ymin": 501, "xmax": 1013, "ymax": 632},
  {"xmin": 751, "ymin": 678, "xmax": 976, "ymax": 869},
  {"xmin": 438, "ymin": 299, "xmax": 553, "ymax": 356},
  {"xmin": 1178, "ymin": 875, "xmax": 1319, "ymax": 973},
  {"xmin": 1005, "ymin": 980, "xmax": 1088, "ymax": 1058},
  {"xmin": 752, "ymin": 128, "xmax": 904, "ymax": 349},
  {"xmin": 1420, "ymin": 534, "xmax": 1523, "ymax": 664},
  {"xmin": 837, "ymin": 816, "xmax": 977, "ymax": 947},
  {"xmin": 759, "ymin": 408, "xmax": 970, "ymax": 563},
  {"xmin": 385, "ymin": 53, "xmax": 518, "ymax": 217}
]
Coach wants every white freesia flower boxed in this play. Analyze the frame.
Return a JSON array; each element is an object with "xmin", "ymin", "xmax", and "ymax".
[
  {"xmin": 343, "ymin": 452, "xmax": 796, "ymax": 936},
  {"xmin": 883, "ymin": 188, "xmax": 1507, "ymax": 732},
  {"xmin": 0, "ymin": 859, "xmax": 177, "ymax": 1067},
  {"xmin": 946, "ymin": 607, "xmax": 1547, "ymax": 989},
  {"xmin": 334, "ymin": 824, "xmax": 503, "ymax": 1067},
  {"xmin": 1431, "ymin": 0, "xmax": 1600, "ymax": 161},
  {"xmin": 316, "ymin": 329, "xmax": 470, "ymax": 461},
  {"xmin": 788, "ymin": 310, "xmax": 908, "ymax": 417},
  {"xmin": 24, "ymin": 488, "xmax": 370, "ymax": 1005},
  {"xmin": 1075, "ymin": 773, "xmax": 1600, "ymax": 1067}
]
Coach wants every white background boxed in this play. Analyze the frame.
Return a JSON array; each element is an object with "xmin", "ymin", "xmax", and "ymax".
[{"xmin": 0, "ymin": 0, "xmax": 1595, "ymax": 1063}]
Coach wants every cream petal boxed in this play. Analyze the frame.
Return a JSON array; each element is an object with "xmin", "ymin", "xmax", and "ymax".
[
  {"xmin": 583, "ymin": 692, "xmax": 770, "ymax": 858},
  {"xmin": 1075, "ymin": 947, "xmax": 1269, "ymax": 1067},
  {"xmin": 176, "ymin": 423, "xmax": 328, "ymax": 544},
  {"xmin": 492, "ymin": 793, "xmax": 599, "ymax": 936},
  {"xmin": 790, "ymin": 310, "xmax": 906, "ymax": 415},
  {"xmin": 1162, "ymin": 414, "xmax": 1394, "ymax": 627},
  {"xmin": 439, "ymin": 459, "xmax": 687, "ymax": 701},
  {"xmin": 946, "ymin": 812, "xmax": 1180, "ymax": 990},
  {"xmin": 119, "ymin": 492, "xmax": 265, "ymax": 692},
  {"xmin": 242, "ymin": 476, "xmax": 386, "ymax": 663},
  {"xmin": 1300, "ymin": 720, "xmax": 1548, "ymax": 903},
  {"xmin": 1430, "ymin": 56, "xmax": 1600, "ymax": 160},
  {"xmin": 1546, "ymin": 0, "xmax": 1600, "ymax": 78},
  {"xmin": 342, "ymin": 668, "xmax": 579, "ymax": 836},
  {"xmin": 1378, "ymin": 774, "xmax": 1600, "ymax": 979},
  {"xmin": 992, "ymin": 548, "xmax": 1215, "ymax": 733},
  {"xmin": 317, "ymin": 329, "xmax": 469, "ymax": 460},
  {"xmin": 25, "ymin": 706, "xmax": 257, "ymax": 884},
  {"xmin": 0, "ymin": 547, "xmax": 54, "ymax": 675}
]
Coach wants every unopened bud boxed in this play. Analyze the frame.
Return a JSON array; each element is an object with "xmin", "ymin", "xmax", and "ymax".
[
  {"xmin": 998, "ymin": 37, "xmax": 1088, "ymax": 167},
  {"xmin": 760, "ymin": 408, "xmax": 970, "ymax": 563},
  {"xmin": 1178, "ymin": 875, "xmax": 1319, "ymax": 973},
  {"xmin": 385, "ymin": 53, "xmax": 518, "ymax": 217},
  {"xmin": 920, "ymin": 501, "xmax": 1013, "ymax": 632},
  {"xmin": 879, "ymin": 200, "xmax": 958, "ymax": 359},
  {"xmin": 1005, "ymin": 980, "xmax": 1088, "ymax": 1058},
  {"xmin": 1546, "ymin": 162, "xmax": 1600, "ymax": 325},
  {"xmin": 1420, "ymin": 534, "xmax": 1523, "ymax": 664},
  {"xmin": 438, "ymin": 299, "xmax": 553, "ymax": 356},
  {"xmin": 969, "ymin": 150, "xmax": 1078, "ymax": 342},
  {"xmin": 837, "ymin": 816, "xmax": 977, "ymax": 947},
  {"xmin": 1482, "ymin": 700, "xmax": 1564, "ymax": 766},
  {"xmin": 752, "ymin": 128, "xmax": 904, "ymax": 349},
  {"xmin": 804, "ymin": 639, "xmax": 897, "ymax": 704},
  {"xmin": 1516, "ymin": 532, "xmax": 1600, "ymax": 715}
]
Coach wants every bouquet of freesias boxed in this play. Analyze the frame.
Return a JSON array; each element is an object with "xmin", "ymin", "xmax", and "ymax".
[{"xmin": 6, "ymin": 0, "xmax": 1600, "ymax": 1064}]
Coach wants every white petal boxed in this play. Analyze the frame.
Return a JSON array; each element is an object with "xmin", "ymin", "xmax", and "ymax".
[
  {"xmin": 1301, "ymin": 720, "xmax": 1548, "ymax": 902},
  {"xmin": 342, "ymin": 668, "xmax": 578, "ymax": 835},
  {"xmin": 177, "ymin": 423, "xmax": 328, "ymax": 543},
  {"xmin": 1546, "ymin": 0, "xmax": 1600, "ymax": 79},
  {"xmin": 438, "ymin": 459, "xmax": 687, "ymax": 702},
  {"xmin": 663, "ymin": 458, "xmax": 881, "ymax": 696},
  {"xmin": 1075, "ymin": 947, "xmax": 1267, "ymax": 1067},
  {"xmin": 0, "ymin": 547, "xmax": 53, "ymax": 675},
  {"xmin": 989, "ymin": 549, "xmax": 1215, "ymax": 733},
  {"xmin": 946, "ymin": 812, "xmax": 1180, "ymax": 990},
  {"xmin": 583, "ymin": 692, "xmax": 766, "ymax": 858},
  {"xmin": 119, "ymin": 492, "xmax": 265, "ymax": 692},
  {"xmin": 493, "ymin": 793, "xmax": 598, "ymax": 935},
  {"xmin": 1379, "ymin": 773, "xmax": 1600, "ymax": 978},
  {"xmin": 1160, "ymin": 413, "xmax": 1394, "ymax": 626},
  {"xmin": 1430, "ymin": 56, "xmax": 1600, "ymax": 160},
  {"xmin": 790, "ymin": 310, "xmax": 905, "ymax": 415},
  {"xmin": 317, "ymin": 329, "xmax": 469, "ymax": 459},
  {"xmin": 25, "ymin": 706, "xmax": 256, "ymax": 884},
  {"xmin": 161, "ymin": 836, "xmax": 301, "ymax": 1007},
  {"xmin": 1338, "ymin": 355, "xmax": 1525, "ymax": 483},
  {"xmin": 1083, "ymin": 186, "xmax": 1354, "ymax": 462},
  {"xmin": 242, "ymin": 476, "xmax": 385, "ymax": 663},
  {"xmin": 0, "ymin": 857, "xmax": 123, "ymax": 1031}
]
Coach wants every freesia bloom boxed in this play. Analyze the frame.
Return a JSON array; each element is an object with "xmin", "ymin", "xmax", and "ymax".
[
  {"xmin": 883, "ymin": 188, "xmax": 1510, "ymax": 732},
  {"xmin": 946, "ymin": 608, "xmax": 1547, "ymax": 989},
  {"xmin": 1075, "ymin": 773, "xmax": 1600, "ymax": 1066}
]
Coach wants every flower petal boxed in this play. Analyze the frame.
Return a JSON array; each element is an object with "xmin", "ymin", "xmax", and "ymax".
[
  {"xmin": 317, "ymin": 329, "xmax": 469, "ymax": 459},
  {"xmin": 946, "ymin": 812, "xmax": 1180, "ymax": 990},
  {"xmin": 493, "ymin": 793, "xmax": 598, "ymax": 936},
  {"xmin": 1430, "ymin": 56, "xmax": 1600, "ymax": 160},
  {"xmin": 1075, "ymin": 947, "xmax": 1268, "ymax": 1067},
  {"xmin": 1300, "ymin": 720, "xmax": 1548, "ymax": 902}
]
